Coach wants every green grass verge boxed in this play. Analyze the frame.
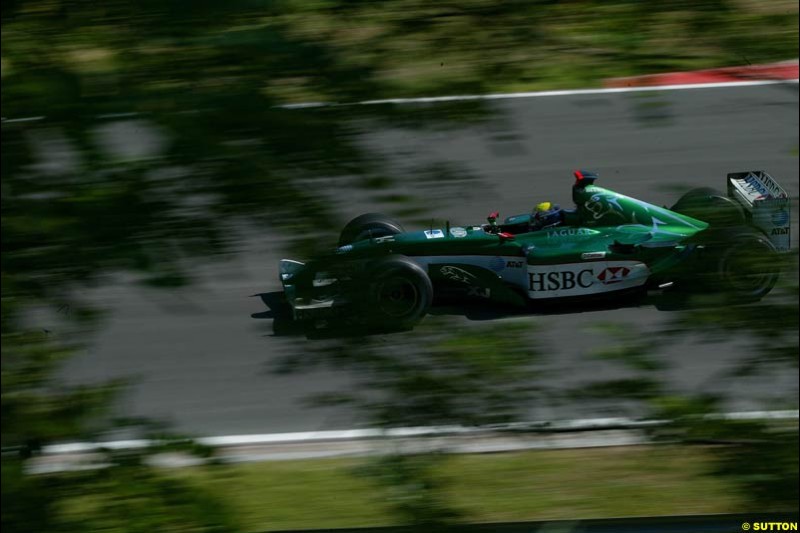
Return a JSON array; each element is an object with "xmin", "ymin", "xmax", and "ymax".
[
  {"xmin": 172, "ymin": 445, "xmax": 744, "ymax": 532},
  {"xmin": 271, "ymin": 1, "xmax": 799, "ymax": 102}
]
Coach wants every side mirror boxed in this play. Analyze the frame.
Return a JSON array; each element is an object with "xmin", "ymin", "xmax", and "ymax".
[{"xmin": 498, "ymin": 232, "xmax": 515, "ymax": 242}]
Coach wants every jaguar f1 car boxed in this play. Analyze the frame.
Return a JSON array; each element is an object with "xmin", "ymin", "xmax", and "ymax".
[{"xmin": 279, "ymin": 170, "xmax": 791, "ymax": 330}]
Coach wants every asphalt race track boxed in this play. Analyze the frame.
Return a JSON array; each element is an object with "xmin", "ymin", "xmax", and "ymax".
[{"xmin": 60, "ymin": 83, "xmax": 799, "ymax": 437}]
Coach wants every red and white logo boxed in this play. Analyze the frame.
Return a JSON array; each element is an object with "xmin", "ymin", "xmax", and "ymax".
[{"xmin": 597, "ymin": 266, "xmax": 630, "ymax": 284}]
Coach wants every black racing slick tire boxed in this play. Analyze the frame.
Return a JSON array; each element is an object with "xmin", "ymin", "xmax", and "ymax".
[
  {"xmin": 670, "ymin": 187, "xmax": 745, "ymax": 227},
  {"xmin": 338, "ymin": 213, "xmax": 404, "ymax": 247},
  {"xmin": 364, "ymin": 256, "xmax": 432, "ymax": 330},
  {"xmin": 714, "ymin": 231, "xmax": 780, "ymax": 302}
]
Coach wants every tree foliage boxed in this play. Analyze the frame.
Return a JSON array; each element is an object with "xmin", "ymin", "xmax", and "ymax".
[
  {"xmin": 575, "ymin": 264, "xmax": 799, "ymax": 510},
  {"xmin": 2, "ymin": 1, "xmax": 798, "ymax": 530}
]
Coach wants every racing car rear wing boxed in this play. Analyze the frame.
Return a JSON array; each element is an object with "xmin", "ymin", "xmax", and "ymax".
[{"xmin": 727, "ymin": 171, "xmax": 791, "ymax": 251}]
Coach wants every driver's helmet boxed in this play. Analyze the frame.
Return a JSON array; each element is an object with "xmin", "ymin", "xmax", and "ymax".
[{"xmin": 532, "ymin": 202, "xmax": 562, "ymax": 229}]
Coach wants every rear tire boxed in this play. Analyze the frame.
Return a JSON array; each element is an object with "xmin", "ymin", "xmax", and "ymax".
[
  {"xmin": 339, "ymin": 213, "xmax": 404, "ymax": 247},
  {"xmin": 715, "ymin": 232, "xmax": 779, "ymax": 302},
  {"xmin": 670, "ymin": 187, "xmax": 745, "ymax": 227},
  {"xmin": 364, "ymin": 256, "xmax": 432, "ymax": 330}
]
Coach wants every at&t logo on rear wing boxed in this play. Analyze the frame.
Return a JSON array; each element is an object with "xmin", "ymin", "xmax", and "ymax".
[{"xmin": 727, "ymin": 171, "xmax": 791, "ymax": 252}]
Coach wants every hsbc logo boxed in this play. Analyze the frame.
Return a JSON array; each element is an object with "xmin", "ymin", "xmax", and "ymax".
[
  {"xmin": 529, "ymin": 269, "xmax": 594, "ymax": 292},
  {"xmin": 526, "ymin": 261, "xmax": 649, "ymax": 298},
  {"xmin": 597, "ymin": 266, "xmax": 630, "ymax": 284}
]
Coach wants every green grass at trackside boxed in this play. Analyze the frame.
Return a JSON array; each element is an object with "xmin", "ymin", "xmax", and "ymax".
[
  {"xmin": 172, "ymin": 445, "xmax": 745, "ymax": 532},
  {"xmin": 270, "ymin": 1, "xmax": 799, "ymax": 102}
]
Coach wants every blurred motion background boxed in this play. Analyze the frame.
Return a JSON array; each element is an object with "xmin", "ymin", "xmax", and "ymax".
[{"xmin": 2, "ymin": 1, "xmax": 798, "ymax": 531}]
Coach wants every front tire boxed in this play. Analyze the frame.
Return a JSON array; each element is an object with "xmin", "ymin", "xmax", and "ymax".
[
  {"xmin": 339, "ymin": 213, "xmax": 404, "ymax": 247},
  {"xmin": 364, "ymin": 256, "xmax": 432, "ymax": 330}
]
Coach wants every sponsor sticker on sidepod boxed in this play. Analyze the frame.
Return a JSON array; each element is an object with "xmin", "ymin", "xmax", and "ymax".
[{"xmin": 527, "ymin": 261, "xmax": 649, "ymax": 299}]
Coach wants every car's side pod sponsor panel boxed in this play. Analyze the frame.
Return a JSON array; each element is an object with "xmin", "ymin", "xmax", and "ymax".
[{"xmin": 527, "ymin": 261, "xmax": 649, "ymax": 298}]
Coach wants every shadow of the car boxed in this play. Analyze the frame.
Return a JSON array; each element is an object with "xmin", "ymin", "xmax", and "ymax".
[
  {"xmin": 271, "ymin": 317, "xmax": 412, "ymax": 339},
  {"xmin": 253, "ymin": 291, "xmax": 409, "ymax": 339},
  {"xmin": 252, "ymin": 291, "xmax": 290, "ymax": 318},
  {"xmin": 430, "ymin": 290, "xmax": 647, "ymax": 319},
  {"xmin": 252, "ymin": 289, "xmax": 730, "ymax": 339}
]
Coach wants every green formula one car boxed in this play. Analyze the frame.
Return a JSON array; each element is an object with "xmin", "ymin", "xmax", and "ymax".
[{"xmin": 279, "ymin": 170, "xmax": 791, "ymax": 330}]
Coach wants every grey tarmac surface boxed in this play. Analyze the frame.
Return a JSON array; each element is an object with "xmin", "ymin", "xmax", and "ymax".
[{"xmin": 60, "ymin": 83, "xmax": 799, "ymax": 437}]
